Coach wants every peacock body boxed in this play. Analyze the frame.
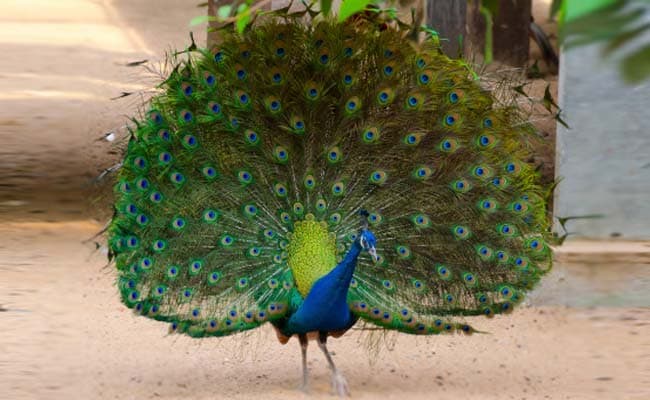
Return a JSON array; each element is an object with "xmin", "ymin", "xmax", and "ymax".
[{"xmin": 108, "ymin": 13, "xmax": 552, "ymax": 395}]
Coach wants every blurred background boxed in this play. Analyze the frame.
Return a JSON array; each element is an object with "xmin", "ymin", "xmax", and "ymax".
[{"xmin": 1, "ymin": 1, "xmax": 648, "ymax": 399}]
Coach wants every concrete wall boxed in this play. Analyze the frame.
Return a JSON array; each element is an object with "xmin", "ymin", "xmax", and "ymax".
[{"xmin": 555, "ymin": 6, "xmax": 650, "ymax": 239}]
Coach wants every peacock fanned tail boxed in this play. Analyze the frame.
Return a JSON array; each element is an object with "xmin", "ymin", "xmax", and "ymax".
[{"xmin": 108, "ymin": 16, "xmax": 552, "ymax": 338}]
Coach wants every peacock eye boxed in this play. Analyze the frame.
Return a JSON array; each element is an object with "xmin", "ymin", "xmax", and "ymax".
[
  {"xmin": 172, "ymin": 217, "xmax": 186, "ymax": 230},
  {"xmin": 133, "ymin": 157, "xmax": 147, "ymax": 169},
  {"xmin": 150, "ymin": 192, "xmax": 162, "ymax": 203},
  {"xmin": 158, "ymin": 129, "xmax": 170, "ymax": 141},
  {"xmin": 182, "ymin": 83, "xmax": 193, "ymax": 96},
  {"xmin": 445, "ymin": 115, "xmax": 455, "ymax": 125},
  {"xmin": 242, "ymin": 204, "xmax": 257, "ymax": 217},
  {"xmin": 331, "ymin": 182, "xmax": 345, "ymax": 196},
  {"xmin": 483, "ymin": 118, "xmax": 493, "ymax": 128},
  {"xmin": 136, "ymin": 178, "xmax": 149, "ymax": 190},
  {"xmin": 149, "ymin": 111, "xmax": 162, "ymax": 124},
  {"xmin": 183, "ymin": 135, "xmax": 197, "ymax": 148},
  {"xmin": 181, "ymin": 110, "xmax": 193, "ymax": 122},
  {"xmin": 170, "ymin": 172, "xmax": 184, "ymax": 184},
  {"xmin": 159, "ymin": 152, "xmax": 171, "ymax": 163}
]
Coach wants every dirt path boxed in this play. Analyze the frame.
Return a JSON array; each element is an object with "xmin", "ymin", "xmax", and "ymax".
[
  {"xmin": 2, "ymin": 222, "xmax": 649, "ymax": 400},
  {"xmin": 0, "ymin": 0, "xmax": 197, "ymax": 222}
]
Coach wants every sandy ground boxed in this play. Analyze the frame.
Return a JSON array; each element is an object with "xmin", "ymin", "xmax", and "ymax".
[
  {"xmin": 1, "ymin": 222, "xmax": 649, "ymax": 400},
  {"xmin": 0, "ymin": 0, "xmax": 199, "ymax": 222},
  {"xmin": 2, "ymin": 1, "xmax": 649, "ymax": 400}
]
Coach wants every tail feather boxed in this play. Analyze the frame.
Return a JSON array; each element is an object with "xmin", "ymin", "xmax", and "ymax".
[{"xmin": 108, "ymin": 16, "xmax": 552, "ymax": 338}]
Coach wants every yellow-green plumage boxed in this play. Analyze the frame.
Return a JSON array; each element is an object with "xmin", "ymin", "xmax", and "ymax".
[{"xmin": 287, "ymin": 217, "xmax": 338, "ymax": 297}]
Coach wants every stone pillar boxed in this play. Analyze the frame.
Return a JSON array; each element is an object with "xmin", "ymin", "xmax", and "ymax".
[{"xmin": 554, "ymin": 6, "xmax": 650, "ymax": 239}]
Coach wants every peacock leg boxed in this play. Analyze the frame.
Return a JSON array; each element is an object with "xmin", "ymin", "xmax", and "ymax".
[
  {"xmin": 298, "ymin": 333, "xmax": 309, "ymax": 393},
  {"xmin": 317, "ymin": 332, "xmax": 349, "ymax": 397}
]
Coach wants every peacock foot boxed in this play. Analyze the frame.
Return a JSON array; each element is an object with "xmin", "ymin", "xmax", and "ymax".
[{"xmin": 330, "ymin": 371, "xmax": 350, "ymax": 397}]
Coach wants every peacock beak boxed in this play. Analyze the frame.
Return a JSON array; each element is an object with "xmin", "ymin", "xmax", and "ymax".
[{"xmin": 368, "ymin": 246, "xmax": 378, "ymax": 263}]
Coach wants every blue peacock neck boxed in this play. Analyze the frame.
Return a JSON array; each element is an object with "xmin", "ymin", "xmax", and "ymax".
[
  {"xmin": 281, "ymin": 239, "xmax": 363, "ymax": 335},
  {"xmin": 330, "ymin": 240, "xmax": 362, "ymax": 292},
  {"xmin": 296, "ymin": 237, "xmax": 362, "ymax": 302}
]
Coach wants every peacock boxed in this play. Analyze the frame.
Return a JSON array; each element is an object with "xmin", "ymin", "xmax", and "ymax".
[{"xmin": 108, "ymin": 10, "xmax": 552, "ymax": 397}]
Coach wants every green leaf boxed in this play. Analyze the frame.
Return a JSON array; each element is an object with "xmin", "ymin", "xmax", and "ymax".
[
  {"xmin": 217, "ymin": 5, "xmax": 233, "ymax": 19},
  {"xmin": 563, "ymin": 0, "xmax": 620, "ymax": 22},
  {"xmin": 602, "ymin": 22, "xmax": 650, "ymax": 56},
  {"xmin": 527, "ymin": 60, "xmax": 543, "ymax": 79},
  {"xmin": 481, "ymin": 0, "xmax": 500, "ymax": 18},
  {"xmin": 321, "ymin": 0, "xmax": 333, "ymax": 15},
  {"xmin": 550, "ymin": 0, "xmax": 563, "ymax": 18},
  {"xmin": 542, "ymin": 84, "xmax": 559, "ymax": 112},
  {"xmin": 338, "ymin": 0, "xmax": 373, "ymax": 22},
  {"xmin": 513, "ymin": 83, "xmax": 530, "ymax": 97},
  {"xmin": 384, "ymin": 7, "xmax": 398, "ymax": 20},
  {"xmin": 236, "ymin": 4, "xmax": 251, "ymax": 34},
  {"xmin": 621, "ymin": 45, "xmax": 650, "ymax": 83},
  {"xmin": 555, "ymin": 112, "xmax": 570, "ymax": 129},
  {"xmin": 189, "ymin": 15, "xmax": 218, "ymax": 26},
  {"xmin": 478, "ymin": 5, "xmax": 494, "ymax": 64},
  {"xmin": 562, "ymin": 2, "xmax": 643, "ymax": 47}
]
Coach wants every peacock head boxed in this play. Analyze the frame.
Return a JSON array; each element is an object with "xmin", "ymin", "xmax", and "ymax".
[{"xmin": 359, "ymin": 229, "xmax": 378, "ymax": 262}]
